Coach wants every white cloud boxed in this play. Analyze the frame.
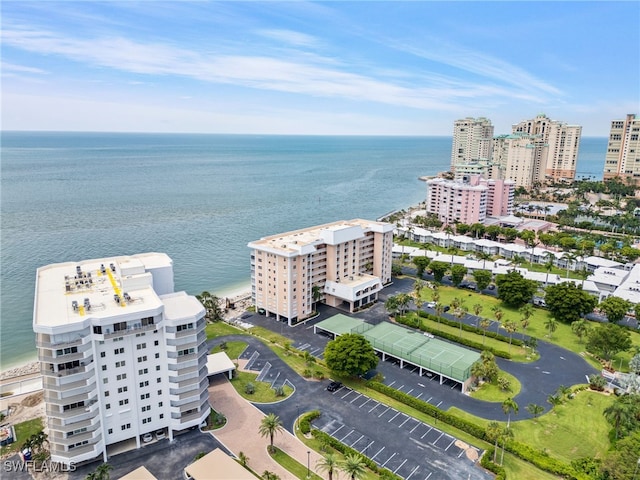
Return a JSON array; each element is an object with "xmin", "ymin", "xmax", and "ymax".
[
  {"xmin": 257, "ymin": 29, "xmax": 321, "ymax": 48},
  {"xmin": 1, "ymin": 61, "xmax": 48, "ymax": 74}
]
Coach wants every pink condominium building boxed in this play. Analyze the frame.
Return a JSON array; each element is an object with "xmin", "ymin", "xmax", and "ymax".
[
  {"xmin": 426, "ymin": 176, "xmax": 515, "ymax": 225},
  {"xmin": 248, "ymin": 219, "xmax": 394, "ymax": 324}
]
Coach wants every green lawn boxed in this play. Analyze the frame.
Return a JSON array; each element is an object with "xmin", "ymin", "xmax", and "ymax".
[
  {"xmin": 450, "ymin": 389, "xmax": 614, "ymax": 463},
  {"xmin": 269, "ymin": 447, "xmax": 322, "ymax": 480},
  {"xmin": 230, "ymin": 370, "xmax": 294, "ymax": 403},
  {"xmin": 0, "ymin": 417, "xmax": 44, "ymax": 457},
  {"xmin": 205, "ymin": 321, "xmax": 244, "ymax": 339},
  {"xmin": 211, "ymin": 340, "xmax": 247, "ymax": 360},
  {"xmin": 469, "ymin": 370, "xmax": 521, "ymax": 403}
]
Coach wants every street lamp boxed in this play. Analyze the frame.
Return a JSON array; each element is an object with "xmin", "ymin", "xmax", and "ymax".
[
  {"xmin": 633, "ymin": 457, "xmax": 640, "ymax": 480},
  {"xmin": 296, "ymin": 404, "xmax": 300, "ymax": 430},
  {"xmin": 307, "ymin": 450, "xmax": 310, "ymax": 479}
]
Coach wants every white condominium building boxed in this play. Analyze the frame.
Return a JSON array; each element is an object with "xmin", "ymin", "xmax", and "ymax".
[
  {"xmin": 492, "ymin": 133, "xmax": 540, "ymax": 188},
  {"xmin": 603, "ymin": 114, "xmax": 640, "ymax": 184},
  {"xmin": 34, "ymin": 253, "xmax": 210, "ymax": 465},
  {"xmin": 512, "ymin": 113, "xmax": 582, "ymax": 183},
  {"xmin": 248, "ymin": 219, "xmax": 394, "ymax": 324},
  {"xmin": 450, "ymin": 117, "xmax": 494, "ymax": 171}
]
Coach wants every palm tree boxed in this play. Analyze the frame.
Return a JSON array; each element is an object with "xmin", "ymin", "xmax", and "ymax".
[
  {"xmin": 525, "ymin": 403, "xmax": 544, "ymax": 420},
  {"xmin": 563, "ymin": 252, "xmax": 577, "ymax": 278},
  {"xmin": 503, "ymin": 320, "xmax": 518, "ymax": 354},
  {"xmin": 455, "ymin": 305, "xmax": 469, "ymax": 338},
  {"xmin": 396, "ymin": 293, "xmax": 412, "ymax": 316},
  {"xmin": 238, "ymin": 452, "xmax": 249, "ymax": 467},
  {"xmin": 547, "ymin": 394, "xmax": 563, "ymax": 410},
  {"xmin": 571, "ymin": 319, "xmax": 589, "ymax": 344},
  {"xmin": 544, "ymin": 318, "xmax": 558, "ymax": 339},
  {"xmin": 491, "ymin": 306, "xmax": 503, "ymax": 333},
  {"xmin": 499, "ymin": 427, "xmax": 514, "ymax": 466},
  {"xmin": 603, "ymin": 396, "xmax": 638, "ymax": 440},
  {"xmin": 316, "ymin": 453, "xmax": 340, "ymax": 480},
  {"xmin": 197, "ymin": 291, "xmax": 223, "ymax": 322},
  {"xmin": 501, "ymin": 397, "xmax": 519, "ymax": 428},
  {"xmin": 262, "ymin": 471, "xmax": 280, "ymax": 480},
  {"xmin": 480, "ymin": 318, "xmax": 491, "ymax": 345},
  {"xmin": 485, "ymin": 421, "xmax": 502, "ymax": 463},
  {"xmin": 340, "ymin": 453, "xmax": 367, "ymax": 480},
  {"xmin": 472, "ymin": 304, "xmax": 483, "ymax": 327},
  {"xmin": 518, "ymin": 304, "xmax": 533, "ymax": 339},
  {"xmin": 94, "ymin": 464, "xmax": 113, "ymax": 480},
  {"xmin": 258, "ymin": 413, "xmax": 284, "ymax": 453},
  {"xmin": 312, "ymin": 285, "xmax": 323, "ymax": 312},
  {"xmin": 543, "ymin": 252, "xmax": 555, "ymax": 285},
  {"xmin": 477, "ymin": 251, "xmax": 492, "ymax": 270},
  {"xmin": 434, "ymin": 303, "xmax": 444, "ymax": 328},
  {"xmin": 577, "ymin": 267, "xmax": 590, "ymax": 287}
]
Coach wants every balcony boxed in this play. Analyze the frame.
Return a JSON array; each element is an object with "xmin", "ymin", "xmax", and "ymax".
[
  {"xmin": 49, "ymin": 417, "xmax": 98, "ymax": 433},
  {"xmin": 42, "ymin": 361, "xmax": 95, "ymax": 380},
  {"xmin": 102, "ymin": 322, "xmax": 157, "ymax": 340}
]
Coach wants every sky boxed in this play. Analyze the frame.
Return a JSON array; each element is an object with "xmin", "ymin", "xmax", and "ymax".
[{"xmin": 2, "ymin": 1, "xmax": 639, "ymax": 136}]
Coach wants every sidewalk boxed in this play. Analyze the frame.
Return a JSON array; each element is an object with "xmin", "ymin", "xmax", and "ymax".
[{"xmin": 207, "ymin": 376, "xmax": 322, "ymax": 480}]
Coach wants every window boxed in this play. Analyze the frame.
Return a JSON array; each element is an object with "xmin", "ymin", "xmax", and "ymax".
[
  {"xmin": 177, "ymin": 323, "xmax": 194, "ymax": 332},
  {"xmin": 100, "ymin": 352, "xmax": 106, "ymax": 358},
  {"xmin": 139, "ymin": 368, "xmax": 148, "ymax": 375},
  {"xmin": 102, "ymin": 365, "xmax": 107, "ymax": 371},
  {"xmin": 156, "ymin": 365, "xmax": 161, "ymax": 371},
  {"xmin": 103, "ymin": 378, "xmax": 108, "ymax": 384},
  {"xmin": 157, "ymin": 390, "xmax": 162, "ymax": 395},
  {"xmin": 157, "ymin": 377, "xmax": 161, "ymax": 383},
  {"xmin": 159, "ymin": 414, "xmax": 164, "ymax": 419},
  {"xmin": 142, "ymin": 405, "xmax": 150, "ymax": 412},
  {"xmin": 116, "ymin": 361, "xmax": 126, "ymax": 368},
  {"xmin": 108, "ymin": 428, "xmax": 113, "ymax": 434},
  {"xmin": 119, "ymin": 399, "xmax": 129, "ymax": 406},
  {"xmin": 139, "ymin": 381, "xmax": 149, "ymax": 388},
  {"xmin": 137, "ymin": 356, "xmax": 147, "ymax": 363},
  {"xmin": 104, "ymin": 391, "xmax": 110, "ymax": 397},
  {"xmin": 105, "ymin": 403, "xmax": 111, "ymax": 410},
  {"xmin": 136, "ymin": 343, "xmax": 146, "ymax": 350},
  {"xmin": 158, "ymin": 402, "xmax": 163, "ymax": 407},
  {"xmin": 141, "ymin": 393, "xmax": 150, "ymax": 400},
  {"xmin": 155, "ymin": 353, "xmax": 160, "ymax": 359},
  {"xmin": 114, "ymin": 347, "xmax": 124, "ymax": 355},
  {"xmin": 117, "ymin": 374, "xmax": 127, "ymax": 381},
  {"xmin": 154, "ymin": 340, "xmax": 159, "ymax": 346},
  {"xmin": 121, "ymin": 423, "xmax": 131, "ymax": 431},
  {"xmin": 117, "ymin": 386, "xmax": 128, "ymax": 393}
]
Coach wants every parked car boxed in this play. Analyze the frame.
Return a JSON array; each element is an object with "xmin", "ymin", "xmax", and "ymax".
[
  {"xmin": 142, "ymin": 433, "xmax": 153, "ymax": 443},
  {"xmin": 443, "ymin": 306, "xmax": 451, "ymax": 312},
  {"xmin": 426, "ymin": 301, "xmax": 436, "ymax": 308},
  {"xmin": 327, "ymin": 381, "xmax": 343, "ymax": 392},
  {"xmin": 155, "ymin": 430, "xmax": 166, "ymax": 440}
]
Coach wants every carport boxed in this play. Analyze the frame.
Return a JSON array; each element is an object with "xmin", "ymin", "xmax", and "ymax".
[
  {"xmin": 313, "ymin": 313, "xmax": 363, "ymax": 338},
  {"xmin": 207, "ymin": 352, "xmax": 236, "ymax": 379},
  {"xmin": 185, "ymin": 448, "xmax": 254, "ymax": 480}
]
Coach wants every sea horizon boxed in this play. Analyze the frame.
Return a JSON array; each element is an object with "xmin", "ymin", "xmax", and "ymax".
[{"xmin": 0, "ymin": 132, "xmax": 608, "ymax": 372}]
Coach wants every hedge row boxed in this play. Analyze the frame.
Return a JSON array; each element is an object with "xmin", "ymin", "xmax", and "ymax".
[
  {"xmin": 310, "ymin": 429, "xmax": 401, "ymax": 480},
  {"xmin": 396, "ymin": 314, "xmax": 513, "ymax": 359},
  {"xmin": 479, "ymin": 447, "xmax": 506, "ymax": 480},
  {"xmin": 299, "ymin": 410, "xmax": 321, "ymax": 435},
  {"xmin": 365, "ymin": 381, "xmax": 588, "ymax": 480}
]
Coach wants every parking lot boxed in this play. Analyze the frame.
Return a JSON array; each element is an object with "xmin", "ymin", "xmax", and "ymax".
[{"xmin": 312, "ymin": 385, "xmax": 492, "ymax": 480}]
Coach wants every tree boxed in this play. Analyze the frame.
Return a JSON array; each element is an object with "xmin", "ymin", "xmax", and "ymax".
[
  {"xmin": 384, "ymin": 296, "xmax": 400, "ymax": 317},
  {"xmin": 586, "ymin": 323, "xmax": 632, "ymax": 361},
  {"xmin": 499, "ymin": 426, "xmax": 514, "ymax": 466},
  {"xmin": 502, "ymin": 397, "xmax": 519, "ymax": 428},
  {"xmin": 262, "ymin": 471, "xmax": 280, "ymax": 480},
  {"xmin": 472, "ymin": 269, "xmax": 492, "ymax": 291},
  {"xmin": 547, "ymin": 394, "xmax": 563, "ymax": 410},
  {"xmin": 544, "ymin": 318, "xmax": 558, "ymax": 339},
  {"xmin": 630, "ymin": 353, "xmax": 640, "ymax": 375},
  {"xmin": 196, "ymin": 291, "xmax": 223, "ymax": 322},
  {"xmin": 543, "ymin": 251, "xmax": 555, "ymax": 285},
  {"xmin": 503, "ymin": 320, "xmax": 518, "ymax": 354},
  {"xmin": 450, "ymin": 265, "xmax": 467, "ymax": 287},
  {"xmin": 599, "ymin": 296, "xmax": 633, "ymax": 324},
  {"xmin": 491, "ymin": 306, "xmax": 503, "ymax": 333},
  {"xmin": 603, "ymin": 395, "xmax": 640, "ymax": 440},
  {"xmin": 479, "ymin": 318, "xmax": 491, "ymax": 345},
  {"xmin": 545, "ymin": 282, "xmax": 597, "ymax": 323},
  {"xmin": 454, "ymin": 303, "xmax": 468, "ymax": 337},
  {"xmin": 571, "ymin": 319, "xmax": 590, "ymax": 344},
  {"xmin": 312, "ymin": 285, "xmax": 323, "ymax": 312},
  {"xmin": 238, "ymin": 451, "xmax": 249, "ymax": 467},
  {"xmin": 495, "ymin": 270, "xmax": 537, "ymax": 308},
  {"xmin": 412, "ymin": 256, "xmax": 431, "ymax": 278},
  {"xmin": 519, "ymin": 304, "xmax": 533, "ymax": 337},
  {"xmin": 472, "ymin": 303, "xmax": 483, "ymax": 327},
  {"xmin": 471, "ymin": 350, "xmax": 498, "ymax": 383},
  {"xmin": 258, "ymin": 413, "xmax": 284, "ymax": 453},
  {"xmin": 485, "ymin": 422, "xmax": 502, "ymax": 463},
  {"xmin": 324, "ymin": 334, "xmax": 378, "ymax": 377},
  {"xmin": 316, "ymin": 453, "xmax": 340, "ymax": 480},
  {"xmin": 429, "ymin": 261, "xmax": 448, "ymax": 283},
  {"xmin": 600, "ymin": 430, "xmax": 640, "ymax": 480},
  {"xmin": 525, "ymin": 403, "xmax": 545, "ymax": 420},
  {"xmin": 340, "ymin": 453, "xmax": 367, "ymax": 480}
]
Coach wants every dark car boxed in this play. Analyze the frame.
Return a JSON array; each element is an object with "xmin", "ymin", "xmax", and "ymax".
[
  {"xmin": 443, "ymin": 305, "xmax": 451, "ymax": 312},
  {"xmin": 488, "ymin": 284, "xmax": 495, "ymax": 290},
  {"xmin": 327, "ymin": 381, "xmax": 343, "ymax": 392}
]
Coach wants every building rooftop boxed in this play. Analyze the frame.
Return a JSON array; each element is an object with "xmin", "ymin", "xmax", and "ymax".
[
  {"xmin": 248, "ymin": 219, "xmax": 393, "ymax": 255},
  {"xmin": 33, "ymin": 253, "xmax": 171, "ymax": 330}
]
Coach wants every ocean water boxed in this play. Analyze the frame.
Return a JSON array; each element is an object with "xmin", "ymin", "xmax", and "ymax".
[{"xmin": 0, "ymin": 132, "xmax": 607, "ymax": 369}]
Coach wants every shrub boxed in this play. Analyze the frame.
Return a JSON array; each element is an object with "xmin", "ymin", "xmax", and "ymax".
[
  {"xmin": 299, "ymin": 410, "xmax": 320, "ymax": 435},
  {"xmin": 480, "ymin": 448, "xmax": 506, "ymax": 480},
  {"xmin": 588, "ymin": 374, "xmax": 606, "ymax": 391},
  {"xmin": 303, "ymin": 369, "xmax": 313, "ymax": 378},
  {"xmin": 244, "ymin": 382, "xmax": 255, "ymax": 395}
]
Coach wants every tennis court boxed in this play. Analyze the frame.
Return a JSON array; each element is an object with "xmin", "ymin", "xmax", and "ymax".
[{"xmin": 315, "ymin": 315, "xmax": 480, "ymax": 391}]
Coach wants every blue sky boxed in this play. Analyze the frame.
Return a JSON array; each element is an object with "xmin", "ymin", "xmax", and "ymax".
[{"xmin": 2, "ymin": 1, "xmax": 638, "ymax": 135}]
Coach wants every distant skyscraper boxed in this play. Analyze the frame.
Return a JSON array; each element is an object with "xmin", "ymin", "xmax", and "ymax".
[
  {"xmin": 450, "ymin": 117, "xmax": 494, "ymax": 171},
  {"xmin": 492, "ymin": 133, "xmax": 540, "ymax": 188},
  {"xmin": 603, "ymin": 114, "xmax": 640, "ymax": 184},
  {"xmin": 511, "ymin": 113, "xmax": 582, "ymax": 183}
]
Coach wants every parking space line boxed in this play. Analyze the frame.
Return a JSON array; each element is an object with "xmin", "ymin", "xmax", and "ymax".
[
  {"xmin": 350, "ymin": 393, "xmax": 363, "ymax": 404},
  {"xmin": 436, "ymin": 401, "xmax": 443, "ymax": 407},
  {"xmin": 398, "ymin": 384, "xmax": 405, "ymax": 390},
  {"xmin": 409, "ymin": 421, "xmax": 420, "ymax": 433},
  {"xmin": 415, "ymin": 393, "xmax": 423, "ymax": 399},
  {"xmin": 399, "ymin": 415, "xmax": 410, "ymax": 427},
  {"xmin": 388, "ymin": 381, "xmax": 396, "ymax": 387},
  {"xmin": 388, "ymin": 411, "xmax": 400, "ymax": 423},
  {"xmin": 359, "ymin": 398, "xmax": 371, "ymax": 408},
  {"xmin": 421, "ymin": 426, "xmax": 433, "ymax": 439},
  {"xmin": 424, "ymin": 472, "xmax": 433, "ymax": 480},
  {"xmin": 368, "ymin": 403, "xmax": 379, "ymax": 413},
  {"xmin": 331, "ymin": 425, "xmax": 344, "ymax": 436},
  {"xmin": 393, "ymin": 459, "xmax": 407, "ymax": 474},
  {"xmin": 378, "ymin": 407, "xmax": 390, "ymax": 417},
  {"xmin": 457, "ymin": 449, "xmax": 465, "ymax": 458},
  {"xmin": 426, "ymin": 397, "xmax": 433, "ymax": 403},
  {"xmin": 406, "ymin": 465, "xmax": 420, "ymax": 480},
  {"xmin": 363, "ymin": 439, "xmax": 375, "ymax": 454},
  {"xmin": 381, "ymin": 452, "xmax": 396, "ymax": 468},
  {"xmin": 371, "ymin": 446, "xmax": 385, "ymax": 460},
  {"xmin": 340, "ymin": 429, "xmax": 354, "ymax": 442},
  {"xmin": 445, "ymin": 438, "xmax": 456, "ymax": 451},
  {"xmin": 406, "ymin": 388, "xmax": 414, "ymax": 395},
  {"xmin": 432, "ymin": 432, "xmax": 444, "ymax": 445},
  {"xmin": 341, "ymin": 390, "xmax": 353, "ymax": 399},
  {"xmin": 411, "ymin": 366, "xmax": 418, "ymax": 373},
  {"xmin": 352, "ymin": 434, "xmax": 364, "ymax": 446}
]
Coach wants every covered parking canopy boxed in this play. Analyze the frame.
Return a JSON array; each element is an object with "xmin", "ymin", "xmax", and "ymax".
[
  {"xmin": 313, "ymin": 313, "xmax": 363, "ymax": 338},
  {"xmin": 185, "ymin": 448, "xmax": 254, "ymax": 480},
  {"xmin": 207, "ymin": 352, "xmax": 236, "ymax": 379}
]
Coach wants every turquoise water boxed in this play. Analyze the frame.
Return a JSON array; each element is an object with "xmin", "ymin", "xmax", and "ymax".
[{"xmin": 0, "ymin": 132, "xmax": 606, "ymax": 369}]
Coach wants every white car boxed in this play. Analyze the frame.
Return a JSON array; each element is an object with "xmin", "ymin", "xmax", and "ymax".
[
  {"xmin": 142, "ymin": 433, "xmax": 153, "ymax": 443},
  {"xmin": 426, "ymin": 301, "xmax": 436, "ymax": 308},
  {"xmin": 155, "ymin": 430, "xmax": 166, "ymax": 440}
]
